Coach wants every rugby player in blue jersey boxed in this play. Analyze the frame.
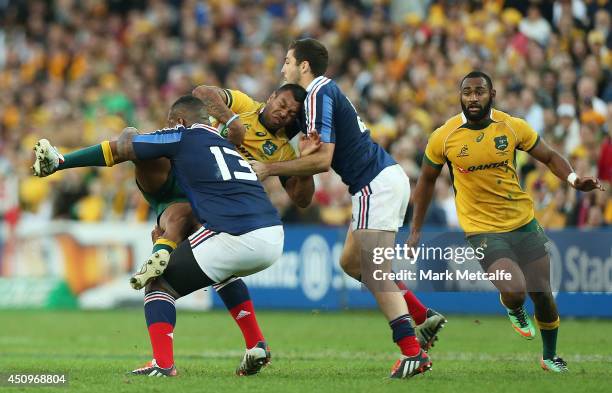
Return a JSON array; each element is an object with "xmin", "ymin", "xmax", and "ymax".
[
  {"xmin": 250, "ymin": 38, "xmax": 441, "ymax": 378},
  {"xmin": 33, "ymin": 96, "xmax": 285, "ymax": 377}
]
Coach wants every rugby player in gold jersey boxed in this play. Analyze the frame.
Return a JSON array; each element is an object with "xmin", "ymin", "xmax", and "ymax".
[{"xmin": 408, "ymin": 71, "xmax": 603, "ymax": 373}]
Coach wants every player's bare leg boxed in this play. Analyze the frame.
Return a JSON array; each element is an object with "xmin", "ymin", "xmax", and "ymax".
[
  {"xmin": 341, "ymin": 228, "xmax": 445, "ymax": 351},
  {"xmin": 129, "ymin": 156, "xmax": 198, "ymax": 289},
  {"xmin": 340, "ymin": 228, "xmax": 431, "ymax": 378},
  {"xmin": 524, "ymin": 255, "xmax": 567, "ymax": 372},
  {"xmin": 130, "ymin": 202, "xmax": 197, "ymax": 289},
  {"xmin": 486, "ymin": 258, "xmax": 535, "ymax": 339}
]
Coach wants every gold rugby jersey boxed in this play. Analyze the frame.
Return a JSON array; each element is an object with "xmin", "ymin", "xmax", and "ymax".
[
  {"xmin": 424, "ymin": 109, "xmax": 540, "ymax": 233},
  {"xmin": 213, "ymin": 89, "xmax": 297, "ymax": 163}
]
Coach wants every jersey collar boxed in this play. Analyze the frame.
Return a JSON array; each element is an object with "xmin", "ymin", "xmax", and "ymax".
[
  {"xmin": 305, "ymin": 76, "xmax": 326, "ymax": 92},
  {"xmin": 460, "ymin": 109, "xmax": 495, "ymax": 130}
]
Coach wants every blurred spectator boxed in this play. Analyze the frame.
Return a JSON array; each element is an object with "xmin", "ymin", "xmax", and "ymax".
[
  {"xmin": 519, "ymin": 4, "xmax": 552, "ymax": 46},
  {"xmin": 0, "ymin": 0, "xmax": 609, "ymax": 231},
  {"xmin": 554, "ymin": 104, "xmax": 581, "ymax": 155},
  {"xmin": 520, "ymin": 87, "xmax": 545, "ymax": 134}
]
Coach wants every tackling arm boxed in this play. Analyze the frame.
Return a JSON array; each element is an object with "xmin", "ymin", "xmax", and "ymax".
[
  {"xmin": 277, "ymin": 132, "xmax": 322, "ymax": 207},
  {"xmin": 252, "ymin": 141, "xmax": 334, "ymax": 180}
]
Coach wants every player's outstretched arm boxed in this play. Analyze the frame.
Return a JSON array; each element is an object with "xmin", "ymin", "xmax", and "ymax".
[
  {"xmin": 192, "ymin": 85, "xmax": 245, "ymax": 146},
  {"xmin": 529, "ymin": 137, "xmax": 605, "ymax": 192},
  {"xmin": 407, "ymin": 163, "xmax": 442, "ymax": 248}
]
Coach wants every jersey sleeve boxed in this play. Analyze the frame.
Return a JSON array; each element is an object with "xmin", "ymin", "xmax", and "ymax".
[
  {"xmin": 423, "ymin": 128, "xmax": 446, "ymax": 169},
  {"xmin": 132, "ymin": 127, "xmax": 183, "ymax": 160},
  {"xmin": 225, "ymin": 89, "xmax": 260, "ymax": 114},
  {"xmin": 510, "ymin": 117, "xmax": 540, "ymax": 152},
  {"xmin": 306, "ymin": 89, "xmax": 335, "ymax": 143}
]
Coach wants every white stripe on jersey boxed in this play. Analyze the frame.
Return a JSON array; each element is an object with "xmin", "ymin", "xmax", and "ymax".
[
  {"xmin": 305, "ymin": 76, "xmax": 331, "ymax": 134},
  {"xmin": 190, "ymin": 122, "xmax": 225, "ymax": 139}
]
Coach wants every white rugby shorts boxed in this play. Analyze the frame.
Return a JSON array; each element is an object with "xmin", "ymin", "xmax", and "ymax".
[
  {"xmin": 188, "ymin": 225, "xmax": 284, "ymax": 283},
  {"xmin": 351, "ymin": 164, "xmax": 410, "ymax": 232}
]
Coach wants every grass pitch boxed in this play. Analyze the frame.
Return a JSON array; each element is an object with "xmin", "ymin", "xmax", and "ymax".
[{"xmin": 0, "ymin": 309, "xmax": 610, "ymax": 393}]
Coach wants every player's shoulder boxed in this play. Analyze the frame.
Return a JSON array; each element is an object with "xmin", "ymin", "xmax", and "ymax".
[
  {"xmin": 306, "ymin": 76, "xmax": 335, "ymax": 98},
  {"xmin": 491, "ymin": 109, "xmax": 528, "ymax": 129},
  {"xmin": 187, "ymin": 123, "xmax": 226, "ymax": 139},
  {"xmin": 430, "ymin": 113, "xmax": 464, "ymax": 140},
  {"xmin": 227, "ymin": 89, "xmax": 263, "ymax": 113}
]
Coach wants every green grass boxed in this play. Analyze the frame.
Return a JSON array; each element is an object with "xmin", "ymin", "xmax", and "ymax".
[{"xmin": 0, "ymin": 310, "xmax": 611, "ymax": 392}]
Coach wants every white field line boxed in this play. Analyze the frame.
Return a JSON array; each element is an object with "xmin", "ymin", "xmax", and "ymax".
[{"xmin": 2, "ymin": 350, "xmax": 611, "ymax": 363}]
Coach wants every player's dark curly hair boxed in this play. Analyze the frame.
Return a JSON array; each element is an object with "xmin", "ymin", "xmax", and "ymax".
[
  {"xmin": 276, "ymin": 83, "xmax": 307, "ymax": 103},
  {"xmin": 170, "ymin": 95, "xmax": 208, "ymax": 123},
  {"xmin": 461, "ymin": 71, "xmax": 494, "ymax": 90},
  {"xmin": 171, "ymin": 95, "xmax": 205, "ymax": 112},
  {"xmin": 289, "ymin": 38, "xmax": 329, "ymax": 77}
]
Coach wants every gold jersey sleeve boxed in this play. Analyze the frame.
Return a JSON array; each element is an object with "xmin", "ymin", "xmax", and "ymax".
[
  {"xmin": 424, "ymin": 114, "xmax": 464, "ymax": 168},
  {"xmin": 225, "ymin": 89, "xmax": 261, "ymax": 114},
  {"xmin": 506, "ymin": 116, "xmax": 540, "ymax": 152}
]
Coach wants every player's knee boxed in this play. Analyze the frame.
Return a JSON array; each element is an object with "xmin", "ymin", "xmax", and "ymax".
[{"xmin": 161, "ymin": 204, "xmax": 195, "ymax": 240}]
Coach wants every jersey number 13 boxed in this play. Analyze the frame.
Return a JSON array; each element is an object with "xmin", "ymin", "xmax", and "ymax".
[{"xmin": 210, "ymin": 146, "xmax": 257, "ymax": 181}]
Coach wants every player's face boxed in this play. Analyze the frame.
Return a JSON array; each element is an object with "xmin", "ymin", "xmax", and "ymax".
[
  {"xmin": 282, "ymin": 50, "xmax": 301, "ymax": 84},
  {"xmin": 460, "ymin": 77, "xmax": 495, "ymax": 122},
  {"xmin": 263, "ymin": 91, "xmax": 300, "ymax": 130}
]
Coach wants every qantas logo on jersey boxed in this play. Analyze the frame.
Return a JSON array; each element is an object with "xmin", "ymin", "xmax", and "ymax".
[
  {"xmin": 456, "ymin": 159, "xmax": 509, "ymax": 173},
  {"xmin": 237, "ymin": 145, "xmax": 256, "ymax": 160}
]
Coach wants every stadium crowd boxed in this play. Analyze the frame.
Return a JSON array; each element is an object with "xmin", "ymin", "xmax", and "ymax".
[{"xmin": 0, "ymin": 0, "xmax": 610, "ymax": 230}]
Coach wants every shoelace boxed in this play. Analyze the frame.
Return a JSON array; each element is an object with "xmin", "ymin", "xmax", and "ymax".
[
  {"xmin": 509, "ymin": 308, "xmax": 528, "ymax": 328},
  {"xmin": 553, "ymin": 357, "xmax": 567, "ymax": 369}
]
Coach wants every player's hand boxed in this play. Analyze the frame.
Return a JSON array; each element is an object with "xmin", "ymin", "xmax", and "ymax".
[
  {"xmin": 299, "ymin": 132, "xmax": 322, "ymax": 156},
  {"xmin": 151, "ymin": 225, "xmax": 163, "ymax": 243},
  {"xmin": 249, "ymin": 160, "xmax": 270, "ymax": 182},
  {"xmin": 227, "ymin": 120, "xmax": 246, "ymax": 146},
  {"xmin": 405, "ymin": 231, "xmax": 421, "ymax": 261},
  {"xmin": 573, "ymin": 176, "xmax": 605, "ymax": 192}
]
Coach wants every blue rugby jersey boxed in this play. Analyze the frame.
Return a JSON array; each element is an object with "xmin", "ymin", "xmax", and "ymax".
[
  {"xmin": 132, "ymin": 124, "xmax": 281, "ymax": 235},
  {"xmin": 304, "ymin": 76, "xmax": 396, "ymax": 194}
]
